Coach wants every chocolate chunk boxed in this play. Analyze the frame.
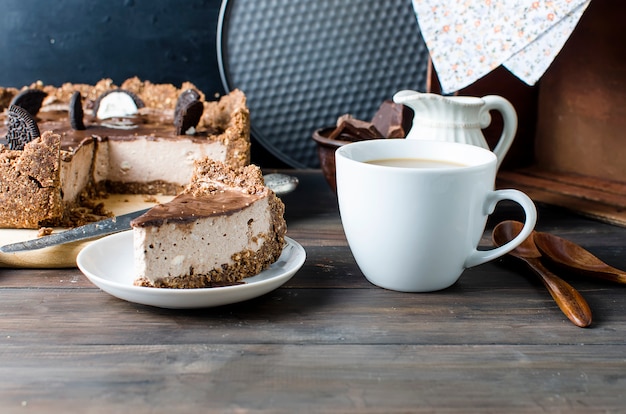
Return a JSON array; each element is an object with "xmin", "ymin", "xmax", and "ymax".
[
  {"xmin": 371, "ymin": 100, "xmax": 413, "ymax": 138},
  {"xmin": 93, "ymin": 89, "xmax": 145, "ymax": 119},
  {"xmin": 328, "ymin": 116, "xmax": 383, "ymax": 142},
  {"xmin": 324, "ymin": 99, "xmax": 414, "ymax": 142},
  {"xmin": 175, "ymin": 89, "xmax": 201, "ymax": 119},
  {"xmin": 9, "ymin": 89, "xmax": 47, "ymax": 116},
  {"xmin": 174, "ymin": 99, "xmax": 204, "ymax": 135},
  {"xmin": 5, "ymin": 104, "xmax": 41, "ymax": 150},
  {"xmin": 69, "ymin": 91, "xmax": 86, "ymax": 130}
]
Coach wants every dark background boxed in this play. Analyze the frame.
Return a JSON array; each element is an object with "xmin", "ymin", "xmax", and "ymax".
[
  {"xmin": 0, "ymin": 0, "xmax": 224, "ymax": 95},
  {"xmin": 0, "ymin": 0, "xmax": 284, "ymax": 166}
]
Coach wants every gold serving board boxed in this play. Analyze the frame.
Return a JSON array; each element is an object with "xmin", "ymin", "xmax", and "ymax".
[{"xmin": 0, "ymin": 194, "xmax": 174, "ymax": 268}]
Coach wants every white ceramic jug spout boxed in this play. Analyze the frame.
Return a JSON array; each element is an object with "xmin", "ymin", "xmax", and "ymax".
[{"xmin": 393, "ymin": 90, "xmax": 517, "ymax": 170}]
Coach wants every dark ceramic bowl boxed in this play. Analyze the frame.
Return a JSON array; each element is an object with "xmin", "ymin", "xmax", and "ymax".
[{"xmin": 312, "ymin": 127, "xmax": 353, "ymax": 193}]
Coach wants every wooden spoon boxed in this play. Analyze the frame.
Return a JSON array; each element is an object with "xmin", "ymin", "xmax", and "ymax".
[
  {"xmin": 533, "ymin": 231, "xmax": 626, "ymax": 284},
  {"xmin": 492, "ymin": 220, "xmax": 592, "ymax": 328}
]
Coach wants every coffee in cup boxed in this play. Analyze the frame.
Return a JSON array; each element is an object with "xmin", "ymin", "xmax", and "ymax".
[{"xmin": 366, "ymin": 158, "xmax": 466, "ymax": 168}]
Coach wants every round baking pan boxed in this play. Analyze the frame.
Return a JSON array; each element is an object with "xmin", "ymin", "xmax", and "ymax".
[{"xmin": 217, "ymin": 0, "xmax": 429, "ymax": 167}]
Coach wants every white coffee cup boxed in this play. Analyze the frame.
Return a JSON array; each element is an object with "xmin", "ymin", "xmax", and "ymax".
[{"xmin": 335, "ymin": 139, "xmax": 537, "ymax": 292}]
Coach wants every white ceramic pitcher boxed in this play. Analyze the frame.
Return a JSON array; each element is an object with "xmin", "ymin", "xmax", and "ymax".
[{"xmin": 393, "ymin": 91, "xmax": 517, "ymax": 169}]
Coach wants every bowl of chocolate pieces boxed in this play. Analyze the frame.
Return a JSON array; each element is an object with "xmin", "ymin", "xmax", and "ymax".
[{"xmin": 312, "ymin": 100, "xmax": 413, "ymax": 192}]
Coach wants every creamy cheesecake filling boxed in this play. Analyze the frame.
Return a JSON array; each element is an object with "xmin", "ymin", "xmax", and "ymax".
[
  {"xmin": 101, "ymin": 137, "xmax": 227, "ymax": 191},
  {"xmin": 60, "ymin": 138, "xmax": 94, "ymax": 203},
  {"xmin": 31, "ymin": 109, "xmax": 232, "ymax": 195},
  {"xmin": 131, "ymin": 190, "xmax": 285, "ymax": 288}
]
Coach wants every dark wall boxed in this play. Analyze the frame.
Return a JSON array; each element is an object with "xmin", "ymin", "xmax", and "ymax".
[{"xmin": 0, "ymin": 0, "xmax": 225, "ymax": 96}]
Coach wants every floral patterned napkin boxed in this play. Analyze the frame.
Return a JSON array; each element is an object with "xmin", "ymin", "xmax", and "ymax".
[{"xmin": 412, "ymin": 0, "xmax": 591, "ymax": 93}]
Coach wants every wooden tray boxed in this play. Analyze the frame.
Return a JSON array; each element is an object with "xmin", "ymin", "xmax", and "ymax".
[{"xmin": 0, "ymin": 194, "xmax": 173, "ymax": 268}]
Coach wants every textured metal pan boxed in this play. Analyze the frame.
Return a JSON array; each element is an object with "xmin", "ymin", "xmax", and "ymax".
[{"xmin": 217, "ymin": 0, "xmax": 429, "ymax": 167}]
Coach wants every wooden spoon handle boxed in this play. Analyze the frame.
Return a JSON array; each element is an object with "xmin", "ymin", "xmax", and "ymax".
[{"xmin": 527, "ymin": 258, "xmax": 593, "ymax": 328}]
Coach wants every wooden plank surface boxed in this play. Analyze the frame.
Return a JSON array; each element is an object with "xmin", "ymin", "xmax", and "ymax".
[
  {"xmin": 3, "ymin": 343, "xmax": 626, "ymax": 413},
  {"xmin": 2, "ymin": 170, "xmax": 626, "ymax": 413}
]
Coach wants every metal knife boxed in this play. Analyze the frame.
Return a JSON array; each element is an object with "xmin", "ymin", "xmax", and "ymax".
[
  {"xmin": 0, "ymin": 208, "xmax": 150, "ymax": 253},
  {"xmin": 0, "ymin": 173, "xmax": 298, "ymax": 253}
]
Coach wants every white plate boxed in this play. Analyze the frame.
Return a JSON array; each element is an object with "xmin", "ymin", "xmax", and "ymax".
[{"xmin": 76, "ymin": 232, "xmax": 306, "ymax": 309}]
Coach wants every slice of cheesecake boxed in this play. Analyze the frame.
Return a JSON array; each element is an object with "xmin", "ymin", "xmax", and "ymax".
[{"xmin": 130, "ymin": 159, "xmax": 287, "ymax": 288}]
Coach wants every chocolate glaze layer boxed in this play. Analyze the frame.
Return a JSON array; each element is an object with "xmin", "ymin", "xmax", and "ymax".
[
  {"xmin": 130, "ymin": 191, "xmax": 262, "ymax": 228},
  {"xmin": 0, "ymin": 109, "xmax": 224, "ymax": 152}
]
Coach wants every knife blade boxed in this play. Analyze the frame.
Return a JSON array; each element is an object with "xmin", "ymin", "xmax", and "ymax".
[
  {"xmin": 0, "ymin": 208, "xmax": 150, "ymax": 253},
  {"xmin": 0, "ymin": 173, "xmax": 298, "ymax": 253}
]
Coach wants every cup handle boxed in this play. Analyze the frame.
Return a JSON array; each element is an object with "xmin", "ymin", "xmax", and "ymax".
[
  {"xmin": 480, "ymin": 96, "xmax": 518, "ymax": 170},
  {"xmin": 464, "ymin": 189, "xmax": 537, "ymax": 268}
]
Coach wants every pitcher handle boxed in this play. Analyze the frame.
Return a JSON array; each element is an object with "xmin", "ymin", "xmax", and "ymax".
[{"xmin": 480, "ymin": 96, "xmax": 518, "ymax": 170}]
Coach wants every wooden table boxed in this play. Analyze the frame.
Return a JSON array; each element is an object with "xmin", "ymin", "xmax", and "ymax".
[{"xmin": 2, "ymin": 170, "xmax": 626, "ymax": 413}]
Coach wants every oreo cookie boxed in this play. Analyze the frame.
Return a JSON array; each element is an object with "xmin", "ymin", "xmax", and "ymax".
[
  {"xmin": 174, "ymin": 89, "xmax": 201, "ymax": 118},
  {"xmin": 10, "ymin": 89, "xmax": 47, "ymax": 116},
  {"xmin": 174, "ymin": 99, "xmax": 204, "ymax": 135},
  {"xmin": 93, "ymin": 89, "xmax": 145, "ymax": 119},
  {"xmin": 69, "ymin": 91, "xmax": 86, "ymax": 130},
  {"xmin": 5, "ymin": 104, "xmax": 41, "ymax": 150}
]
